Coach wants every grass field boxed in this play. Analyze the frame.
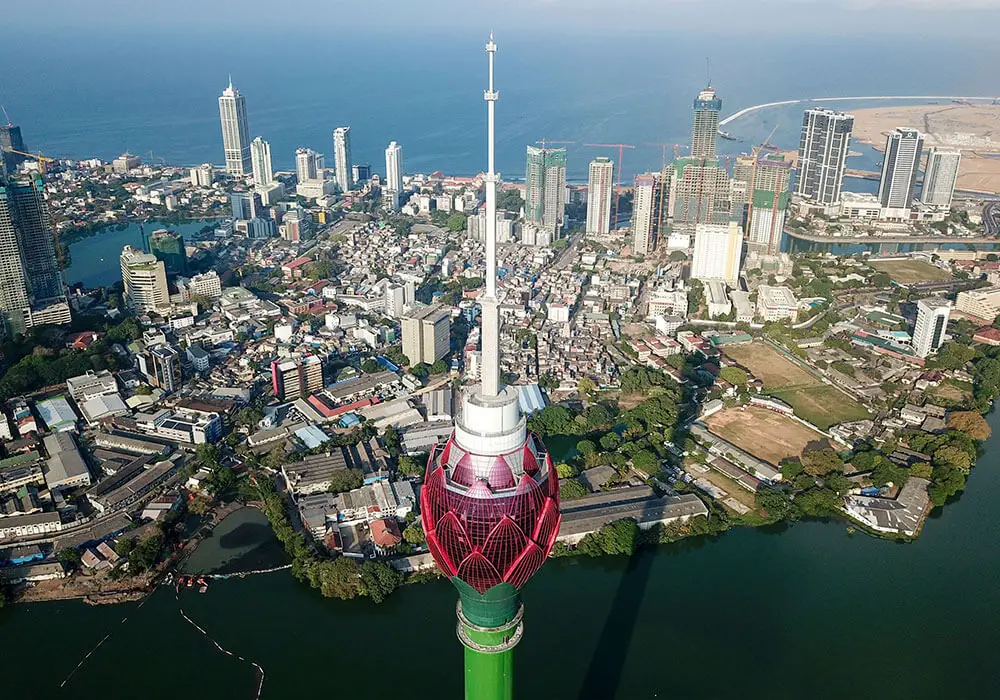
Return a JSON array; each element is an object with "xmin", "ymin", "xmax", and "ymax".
[
  {"xmin": 870, "ymin": 259, "xmax": 953, "ymax": 285},
  {"xmin": 722, "ymin": 343, "xmax": 818, "ymax": 390},
  {"xmin": 928, "ymin": 379, "xmax": 975, "ymax": 407},
  {"xmin": 723, "ymin": 342, "xmax": 870, "ymax": 430},
  {"xmin": 705, "ymin": 406, "xmax": 830, "ymax": 466}
]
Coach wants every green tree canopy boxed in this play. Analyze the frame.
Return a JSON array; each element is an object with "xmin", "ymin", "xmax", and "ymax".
[
  {"xmin": 718, "ymin": 366, "xmax": 749, "ymax": 386},
  {"xmin": 359, "ymin": 560, "xmax": 404, "ymax": 603}
]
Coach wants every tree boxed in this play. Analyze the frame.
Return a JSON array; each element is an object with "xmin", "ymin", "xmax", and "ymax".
[
  {"xmin": 57, "ymin": 548, "xmax": 82, "ymax": 569},
  {"xmin": 599, "ymin": 433, "xmax": 621, "ymax": 451},
  {"xmin": 718, "ymin": 367, "xmax": 749, "ymax": 387},
  {"xmin": 586, "ymin": 404, "xmax": 615, "ymax": 430},
  {"xmin": 398, "ymin": 454, "xmax": 425, "ymax": 478},
  {"xmin": 403, "ymin": 523, "xmax": 425, "ymax": 545},
  {"xmin": 948, "ymin": 411, "xmax": 992, "ymax": 441},
  {"xmin": 577, "ymin": 377, "xmax": 597, "ymax": 397},
  {"xmin": 560, "ymin": 478, "xmax": 589, "ymax": 501},
  {"xmin": 669, "ymin": 250, "xmax": 687, "ymax": 262},
  {"xmin": 930, "ymin": 343, "xmax": 975, "ymax": 371},
  {"xmin": 310, "ymin": 557, "xmax": 362, "ymax": 600},
  {"xmin": 933, "ymin": 445, "xmax": 972, "ymax": 471},
  {"xmin": 578, "ymin": 518, "xmax": 641, "ymax": 557},
  {"xmin": 555, "ymin": 462, "xmax": 578, "ymax": 479},
  {"xmin": 410, "ymin": 364, "xmax": 430, "ymax": 379},
  {"xmin": 234, "ymin": 407, "xmax": 263, "ymax": 429},
  {"xmin": 631, "ymin": 450, "xmax": 659, "ymax": 474},
  {"xmin": 780, "ymin": 459, "xmax": 804, "ymax": 480},
  {"xmin": 430, "ymin": 359, "xmax": 448, "ymax": 375},
  {"xmin": 328, "ymin": 468, "xmax": 364, "ymax": 494},
  {"xmin": 445, "ymin": 213, "xmax": 468, "ymax": 232},
  {"xmin": 359, "ymin": 560, "xmax": 404, "ymax": 603},
  {"xmin": 576, "ymin": 440, "xmax": 597, "ymax": 457},
  {"xmin": 910, "ymin": 462, "xmax": 933, "ymax": 479},
  {"xmin": 755, "ymin": 487, "xmax": 797, "ymax": 522},
  {"xmin": 801, "ymin": 449, "xmax": 843, "ymax": 477},
  {"xmin": 361, "ymin": 358, "xmax": 381, "ymax": 374}
]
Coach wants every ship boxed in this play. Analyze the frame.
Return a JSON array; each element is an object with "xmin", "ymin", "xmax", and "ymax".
[{"xmin": 718, "ymin": 129, "xmax": 738, "ymax": 142}]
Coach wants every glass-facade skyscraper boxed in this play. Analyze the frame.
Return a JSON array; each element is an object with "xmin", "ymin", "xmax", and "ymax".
[{"xmin": 218, "ymin": 78, "xmax": 251, "ymax": 176}]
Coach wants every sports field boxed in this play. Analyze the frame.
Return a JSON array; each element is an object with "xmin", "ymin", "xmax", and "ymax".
[
  {"xmin": 870, "ymin": 259, "xmax": 952, "ymax": 285},
  {"xmin": 723, "ymin": 342, "xmax": 870, "ymax": 430},
  {"xmin": 705, "ymin": 406, "xmax": 829, "ymax": 466}
]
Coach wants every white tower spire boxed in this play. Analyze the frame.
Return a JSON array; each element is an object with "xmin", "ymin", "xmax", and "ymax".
[{"xmin": 480, "ymin": 32, "xmax": 501, "ymax": 397}]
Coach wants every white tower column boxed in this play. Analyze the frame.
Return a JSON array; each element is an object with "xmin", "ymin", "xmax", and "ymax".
[{"xmin": 480, "ymin": 32, "xmax": 501, "ymax": 398}]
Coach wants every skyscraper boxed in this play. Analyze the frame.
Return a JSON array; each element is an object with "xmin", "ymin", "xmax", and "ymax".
[
  {"xmin": 796, "ymin": 109, "xmax": 854, "ymax": 205},
  {"xmin": 218, "ymin": 78, "xmax": 251, "ymax": 176},
  {"xmin": 401, "ymin": 304, "xmax": 451, "ymax": 366},
  {"xmin": 913, "ymin": 297, "xmax": 951, "ymax": 358},
  {"xmin": 746, "ymin": 153, "xmax": 792, "ymax": 255},
  {"xmin": 631, "ymin": 172, "xmax": 666, "ymax": 256},
  {"xmin": 586, "ymin": 157, "xmax": 614, "ymax": 234},
  {"xmin": 0, "ymin": 123, "xmax": 26, "ymax": 175},
  {"xmin": 149, "ymin": 229, "xmax": 188, "ymax": 276},
  {"xmin": 295, "ymin": 148, "xmax": 324, "ymax": 183},
  {"xmin": 120, "ymin": 245, "xmax": 169, "ymax": 313},
  {"xmin": 333, "ymin": 127, "xmax": 353, "ymax": 192},
  {"xmin": 921, "ymin": 149, "xmax": 961, "ymax": 208},
  {"xmin": 421, "ymin": 36, "xmax": 560, "ymax": 700},
  {"xmin": 671, "ymin": 158, "xmax": 730, "ymax": 231},
  {"xmin": 524, "ymin": 146, "xmax": 567, "ymax": 238},
  {"xmin": 250, "ymin": 137, "xmax": 273, "ymax": 185},
  {"xmin": 691, "ymin": 222, "xmax": 743, "ymax": 285},
  {"xmin": 878, "ymin": 127, "xmax": 924, "ymax": 210},
  {"xmin": 0, "ymin": 177, "xmax": 70, "ymax": 334},
  {"xmin": 691, "ymin": 87, "xmax": 722, "ymax": 160},
  {"xmin": 384, "ymin": 141, "xmax": 403, "ymax": 209}
]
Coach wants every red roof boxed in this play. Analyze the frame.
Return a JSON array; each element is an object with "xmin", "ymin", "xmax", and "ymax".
[
  {"xmin": 973, "ymin": 327, "xmax": 1000, "ymax": 342},
  {"xmin": 282, "ymin": 256, "xmax": 312, "ymax": 270},
  {"xmin": 370, "ymin": 518, "xmax": 402, "ymax": 548}
]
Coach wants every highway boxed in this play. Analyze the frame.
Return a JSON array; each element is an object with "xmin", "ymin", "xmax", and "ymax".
[
  {"xmin": 984, "ymin": 201, "xmax": 1000, "ymax": 237},
  {"xmin": 719, "ymin": 95, "xmax": 998, "ymax": 128}
]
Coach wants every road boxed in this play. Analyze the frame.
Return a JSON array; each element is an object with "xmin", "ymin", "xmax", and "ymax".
[
  {"xmin": 719, "ymin": 95, "xmax": 998, "ymax": 128},
  {"xmin": 984, "ymin": 201, "xmax": 1000, "ymax": 236}
]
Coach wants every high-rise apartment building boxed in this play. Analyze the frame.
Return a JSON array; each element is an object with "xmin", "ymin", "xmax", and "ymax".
[
  {"xmin": 0, "ymin": 124, "xmax": 26, "ymax": 174},
  {"xmin": 250, "ymin": 137, "xmax": 273, "ymax": 185},
  {"xmin": 631, "ymin": 172, "xmax": 667, "ymax": 256},
  {"xmin": 149, "ymin": 229, "xmax": 187, "ymax": 276},
  {"xmin": 0, "ymin": 177, "xmax": 70, "ymax": 335},
  {"xmin": 586, "ymin": 157, "xmax": 614, "ymax": 235},
  {"xmin": 691, "ymin": 87, "xmax": 722, "ymax": 160},
  {"xmin": 333, "ymin": 127, "xmax": 353, "ymax": 192},
  {"xmin": 913, "ymin": 297, "xmax": 951, "ymax": 358},
  {"xmin": 402, "ymin": 304, "xmax": 451, "ymax": 366},
  {"xmin": 120, "ymin": 245, "xmax": 169, "ymax": 313},
  {"xmin": 796, "ymin": 109, "xmax": 854, "ymax": 205},
  {"xmin": 690, "ymin": 222, "xmax": 743, "ymax": 286},
  {"xmin": 921, "ymin": 149, "xmax": 961, "ymax": 208},
  {"xmin": 271, "ymin": 356, "xmax": 324, "ymax": 400},
  {"xmin": 189, "ymin": 164, "xmax": 214, "ymax": 188},
  {"xmin": 878, "ymin": 127, "xmax": 924, "ymax": 210},
  {"xmin": 384, "ymin": 141, "xmax": 403, "ymax": 209},
  {"xmin": 218, "ymin": 78, "xmax": 251, "ymax": 176},
  {"xmin": 144, "ymin": 345, "xmax": 182, "ymax": 393},
  {"xmin": 524, "ymin": 146, "xmax": 567, "ymax": 238},
  {"xmin": 671, "ymin": 158, "xmax": 730, "ymax": 231},
  {"xmin": 296, "ymin": 148, "xmax": 324, "ymax": 183},
  {"xmin": 746, "ymin": 153, "xmax": 792, "ymax": 255}
]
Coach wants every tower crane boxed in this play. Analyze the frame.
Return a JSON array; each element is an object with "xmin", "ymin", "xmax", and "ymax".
[
  {"xmin": 2, "ymin": 149, "xmax": 55, "ymax": 174},
  {"xmin": 584, "ymin": 143, "xmax": 635, "ymax": 230}
]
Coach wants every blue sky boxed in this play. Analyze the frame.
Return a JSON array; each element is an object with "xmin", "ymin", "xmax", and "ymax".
[{"xmin": 7, "ymin": 0, "xmax": 1000, "ymax": 35}]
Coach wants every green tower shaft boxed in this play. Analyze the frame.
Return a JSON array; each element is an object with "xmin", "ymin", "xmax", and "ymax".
[{"xmin": 454, "ymin": 581, "xmax": 523, "ymax": 700}]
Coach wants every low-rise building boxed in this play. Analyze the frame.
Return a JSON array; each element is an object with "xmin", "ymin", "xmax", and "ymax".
[
  {"xmin": 43, "ymin": 432, "xmax": 92, "ymax": 491},
  {"xmin": 756, "ymin": 285, "xmax": 798, "ymax": 322},
  {"xmin": 0, "ymin": 512, "xmax": 62, "ymax": 540},
  {"xmin": 556, "ymin": 487, "xmax": 707, "ymax": 546},
  {"xmin": 282, "ymin": 448, "xmax": 352, "ymax": 497}
]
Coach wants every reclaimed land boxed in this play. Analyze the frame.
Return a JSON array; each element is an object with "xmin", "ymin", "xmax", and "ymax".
[{"xmin": 704, "ymin": 406, "xmax": 830, "ymax": 466}]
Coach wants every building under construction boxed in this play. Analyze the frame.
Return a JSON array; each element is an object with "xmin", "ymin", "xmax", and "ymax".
[{"xmin": 670, "ymin": 157, "xmax": 731, "ymax": 232}]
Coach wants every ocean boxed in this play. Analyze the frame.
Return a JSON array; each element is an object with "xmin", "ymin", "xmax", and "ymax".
[{"xmin": 2, "ymin": 30, "xmax": 999, "ymax": 183}]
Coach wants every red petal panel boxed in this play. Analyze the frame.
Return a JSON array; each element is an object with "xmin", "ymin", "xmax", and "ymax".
[
  {"xmin": 456, "ymin": 551, "xmax": 502, "ymax": 594},
  {"xmin": 503, "ymin": 541, "xmax": 544, "ymax": 590},
  {"xmin": 482, "ymin": 515, "xmax": 528, "ymax": 578}
]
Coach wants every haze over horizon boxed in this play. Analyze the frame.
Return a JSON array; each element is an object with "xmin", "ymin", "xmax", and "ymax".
[{"xmin": 6, "ymin": 0, "xmax": 1000, "ymax": 36}]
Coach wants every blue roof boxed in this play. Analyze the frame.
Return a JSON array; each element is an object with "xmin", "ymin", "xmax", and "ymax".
[
  {"xmin": 339, "ymin": 413, "xmax": 361, "ymax": 428},
  {"xmin": 295, "ymin": 425, "xmax": 331, "ymax": 449},
  {"xmin": 517, "ymin": 384, "xmax": 546, "ymax": 415}
]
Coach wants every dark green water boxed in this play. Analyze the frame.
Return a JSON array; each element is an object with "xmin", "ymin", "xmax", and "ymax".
[{"xmin": 5, "ymin": 415, "xmax": 1000, "ymax": 700}]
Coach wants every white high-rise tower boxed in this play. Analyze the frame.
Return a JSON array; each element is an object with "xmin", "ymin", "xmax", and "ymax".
[
  {"xmin": 385, "ymin": 141, "xmax": 403, "ymax": 209},
  {"xmin": 333, "ymin": 127, "xmax": 353, "ymax": 192},
  {"xmin": 218, "ymin": 77, "xmax": 252, "ymax": 176},
  {"xmin": 250, "ymin": 137, "xmax": 273, "ymax": 185}
]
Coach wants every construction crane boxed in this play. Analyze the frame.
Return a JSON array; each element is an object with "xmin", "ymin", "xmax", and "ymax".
[
  {"xmin": 2, "ymin": 149, "xmax": 55, "ymax": 174},
  {"xmin": 644, "ymin": 143, "xmax": 688, "ymax": 239},
  {"xmin": 644, "ymin": 142, "xmax": 689, "ymax": 163},
  {"xmin": 584, "ymin": 143, "xmax": 635, "ymax": 230}
]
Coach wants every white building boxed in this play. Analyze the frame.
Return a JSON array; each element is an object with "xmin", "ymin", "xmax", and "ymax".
[
  {"xmin": 647, "ymin": 289, "xmax": 688, "ymax": 318},
  {"xmin": 120, "ymin": 246, "xmax": 169, "ymax": 313},
  {"xmin": 921, "ymin": 149, "xmax": 961, "ymax": 208},
  {"xmin": 690, "ymin": 222, "xmax": 742, "ymax": 285},
  {"xmin": 756, "ymin": 285, "xmax": 798, "ymax": 322},
  {"xmin": 955, "ymin": 286, "xmax": 1000, "ymax": 323},
  {"xmin": 796, "ymin": 108, "xmax": 853, "ymax": 205},
  {"xmin": 586, "ymin": 157, "xmax": 614, "ymax": 235},
  {"xmin": 878, "ymin": 127, "xmax": 924, "ymax": 210},
  {"xmin": 218, "ymin": 78, "xmax": 251, "ymax": 176},
  {"xmin": 189, "ymin": 163, "xmax": 214, "ymax": 188},
  {"xmin": 705, "ymin": 280, "xmax": 732, "ymax": 319},
  {"xmin": 632, "ymin": 172, "xmax": 664, "ymax": 256},
  {"xmin": 296, "ymin": 148, "xmax": 324, "ymax": 184},
  {"xmin": 333, "ymin": 127, "xmax": 353, "ymax": 192},
  {"xmin": 402, "ymin": 304, "xmax": 451, "ymax": 366},
  {"xmin": 187, "ymin": 271, "xmax": 223, "ymax": 300},
  {"xmin": 729, "ymin": 290, "xmax": 755, "ymax": 323},
  {"xmin": 913, "ymin": 297, "xmax": 952, "ymax": 358},
  {"xmin": 250, "ymin": 136, "xmax": 274, "ymax": 185},
  {"xmin": 385, "ymin": 141, "xmax": 403, "ymax": 209}
]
